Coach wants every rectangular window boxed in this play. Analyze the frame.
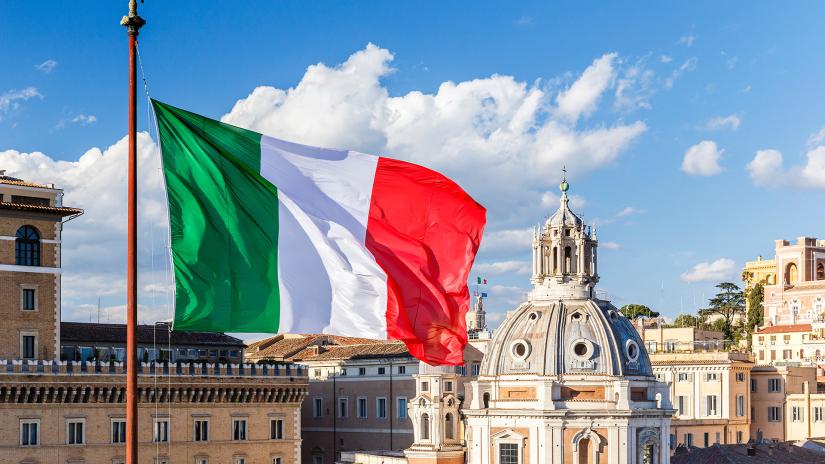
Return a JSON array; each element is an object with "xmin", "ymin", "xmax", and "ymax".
[
  {"xmin": 421, "ymin": 381, "xmax": 429, "ymax": 392},
  {"xmin": 196, "ymin": 458, "xmax": 209, "ymax": 464},
  {"xmin": 678, "ymin": 373, "xmax": 690, "ymax": 382},
  {"xmin": 357, "ymin": 397, "xmax": 368, "ymax": 418},
  {"xmin": 816, "ymin": 407, "xmax": 824, "ymax": 422},
  {"xmin": 398, "ymin": 365, "xmax": 406, "ymax": 374},
  {"xmin": 314, "ymin": 369, "xmax": 322, "ymax": 378},
  {"xmin": 273, "ymin": 458, "xmax": 282, "ymax": 464},
  {"xmin": 768, "ymin": 406, "xmax": 781, "ymax": 422},
  {"xmin": 703, "ymin": 432, "xmax": 709, "ymax": 448},
  {"xmin": 22, "ymin": 288, "xmax": 36, "ymax": 311},
  {"xmin": 339, "ymin": 398, "xmax": 349, "ymax": 418},
  {"xmin": 398, "ymin": 397, "xmax": 407, "ymax": 419},
  {"xmin": 270, "ymin": 418, "xmax": 284, "ymax": 440},
  {"xmin": 677, "ymin": 395, "xmax": 687, "ymax": 416},
  {"xmin": 736, "ymin": 395, "xmax": 745, "ymax": 417},
  {"xmin": 67, "ymin": 418, "xmax": 85, "ymax": 445},
  {"xmin": 444, "ymin": 381, "xmax": 453, "ymax": 392},
  {"xmin": 759, "ymin": 350, "xmax": 765, "ymax": 360},
  {"xmin": 112, "ymin": 419, "xmax": 127, "ymax": 444},
  {"xmin": 378, "ymin": 367, "xmax": 386, "ymax": 375},
  {"xmin": 340, "ymin": 368, "xmax": 347, "ymax": 376},
  {"xmin": 768, "ymin": 378, "xmax": 781, "ymax": 392},
  {"xmin": 377, "ymin": 397, "xmax": 387, "ymax": 419},
  {"xmin": 685, "ymin": 433, "xmax": 693, "ymax": 448},
  {"xmin": 194, "ymin": 419, "xmax": 209, "ymax": 442},
  {"xmin": 705, "ymin": 372, "xmax": 718, "ymax": 382},
  {"xmin": 471, "ymin": 362, "xmax": 481, "ymax": 377},
  {"xmin": 737, "ymin": 431, "xmax": 743, "ymax": 444},
  {"xmin": 456, "ymin": 365, "xmax": 466, "ymax": 376},
  {"xmin": 234, "ymin": 457, "xmax": 246, "ymax": 464},
  {"xmin": 705, "ymin": 395, "xmax": 718, "ymax": 416},
  {"xmin": 233, "ymin": 418, "xmax": 248, "ymax": 441},
  {"xmin": 22, "ymin": 334, "xmax": 36, "ymax": 359},
  {"xmin": 499, "ymin": 443, "xmax": 518, "ymax": 464},
  {"xmin": 20, "ymin": 419, "xmax": 39, "ymax": 446},
  {"xmin": 736, "ymin": 372, "xmax": 745, "ymax": 382},
  {"xmin": 154, "ymin": 419, "xmax": 170, "ymax": 443},
  {"xmin": 358, "ymin": 367, "xmax": 366, "ymax": 376},
  {"xmin": 792, "ymin": 406, "xmax": 803, "ymax": 422},
  {"xmin": 751, "ymin": 378, "xmax": 758, "ymax": 392},
  {"xmin": 313, "ymin": 398, "xmax": 323, "ymax": 418}
]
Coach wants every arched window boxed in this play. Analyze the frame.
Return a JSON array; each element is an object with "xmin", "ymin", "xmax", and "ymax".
[
  {"xmin": 578, "ymin": 438, "xmax": 590, "ymax": 464},
  {"xmin": 445, "ymin": 413, "xmax": 454, "ymax": 439},
  {"xmin": 817, "ymin": 263, "xmax": 825, "ymax": 281},
  {"xmin": 15, "ymin": 226, "xmax": 40, "ymax": 266},
  {"xmin": 421, "ymin": 413, "xmax": 430, "ymax": 440},
  {"xmin": 564, "ymin": 247, "xmax": 572, "ymax": 274},
  {"xmin": 786, "ymin": 263, "xmax": 798, "ymax": 285}
]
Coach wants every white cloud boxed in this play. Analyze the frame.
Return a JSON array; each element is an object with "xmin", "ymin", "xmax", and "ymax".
[
  {"xmin": 224, "ymin": 44, "xmax": 646, "ymax": 231},
  {"xmin": 682, "ymin": 140, "xmax": 723, "ymax": 176},
  {"xmin": 0, "ymin": 132, "xmax": 172, "ymax": 322},
  {"xmin": 540, "ymin": 191, "xmax": 586, "ymax": 210},
  {"xmin": 601, "ymin": 241, "xmax": 622, "ymax": 250},
  {"xmin": 659, "ymin": 55, "xmax": 673, "ymax": 64},
  {"xmin": 555, "ymin": 53, "xmax": 617, "ymax": 122},
  {"xmin": 808, "ymin": 126, "xmax": 825, "ymax": 147},
  {"xmin": 35, "ymin": 59, "xmax": 58, "ymax": 74},
  {"xmin": 0, "ymin": 87, "xmax": 41, "ymax": 118},
  {"xmin": 678, "ymin": 32, "xmax": 696, "ymax": 47},
  {"xmin": 664, "ymin": 57, "xmax": 697, "ymax": 89},
  {"xmin": 474, "ymin": 260, "xmax": 532, "ymax": 275},
  {"xmin": 705, "ymin": 114, "xmax": 741, "ymax": 131},
  {"xmin": 680, "ymin": 258, "xmax": 736, "ymax": 282},
  {"xmin": 614, "ymin": 63, "xmax": 655, "ymax": 111},
  {"xmin": 615, "ymin": 206, "xmax": 643, "ymax": 218},
  {"xmin": 71, "ymin": 114, "xmax": 97, "ymax": 125},
  {"xmin": 480, "ymin": 228, "xmax": 533, "ymax": 254},
  {"xmin": 747, "ymin": 146, "xmax": 825, "ymax": 189},
  {"xmin": 514, "ymin": 16, "xmax": 532, "ymax": 26}
]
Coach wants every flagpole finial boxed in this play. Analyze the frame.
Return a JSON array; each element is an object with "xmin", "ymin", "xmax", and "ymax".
[{"xmin": 121, "ymin": 0, "xmax": 146, "ymax": 36}]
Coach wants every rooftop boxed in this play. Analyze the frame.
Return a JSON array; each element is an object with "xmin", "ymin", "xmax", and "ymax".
[
  {"xmin": 650, "ymin": 351, "xmax": 753, "ymax": 365},
  {"xmin": 60, "ymin": 321, "xmax": 246, "ymax": 347},
  {"xmin": 671, "ymin": 443, "xmax": 825, "ymax": 464},
  {"xmin": 245, "ymin": 333, "xmax": 382, "ymax": 361},
  {"xmin": 0, "ymin": 171, "xmax": 54, "ymax": 189},
  {"xmin": 754, "ymin": 324, "xmax": 812, "ymax": 334},
  {"xmin": 301, "ymin": 341, "xmax": 411, "ymax": 362}
]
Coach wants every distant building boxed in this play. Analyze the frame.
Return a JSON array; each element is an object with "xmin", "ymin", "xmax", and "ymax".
[
  {"xmin": 650, "ymin": 351, "xmax": 753, "ymax": 449},
  {"xmin": 750, "ymin": 365, "xmax": 817, "ymax": 442},
  {"xmin": 742, "ymin": 255, "xmax": 776, "ymax": 316},
  {"xmin": 670, "ymin": 442, "xmax": 824, "ymax": 464},
  {"xmin": 0, "ymin": 172, "xmax": 307, "ymax": 464},
  {"xmin": 247, "ymin": 331, "xmax": 488, "ymax": 464},
  {"xmin": 755, "ymin": 237, "xmax": 825, "ymax": 326},
  {"xmin": 0, "ymin": 171, "xmax": 83, "ymax": 360},
  {"xmin": 751, "ymin": 324, "xmax": 825, "ymax": 364},
  {"xmin": 640, "ymin": 326, "xmax": 726, "ymax": 354}
]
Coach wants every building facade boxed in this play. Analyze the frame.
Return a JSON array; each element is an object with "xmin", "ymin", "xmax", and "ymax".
[
  {"xmin": 640, "ymin": 327, "xmax": 725, "ymax": 355},
  {"xmin": 757, "ymin": 237, "xmax": 825, "ymax": 326},
  {"xmin": 0, "ymin": 360, "xmax": 307, "ymax": 464},
  {"xmin": 0, "ymin": 172, "xmax": 82, "ymax": 361},
  {"xmin": 749, "ymin": 365, "xmax": 817, "ymax": 442},
  {"xmin": 60, "ymin": 321, "xmax": 246, "ymax": 364},
  {"xmin": 650, "ymin": 352, "xmax": 753, "ymax": 449}
]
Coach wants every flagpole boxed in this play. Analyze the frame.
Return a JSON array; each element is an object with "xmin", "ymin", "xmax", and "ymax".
[{"xmin": 121, "ymin": 2, "xmax": 145, "ymax": 464}]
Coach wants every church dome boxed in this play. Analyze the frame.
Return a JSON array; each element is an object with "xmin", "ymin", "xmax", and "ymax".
[{"xmin": 479, "ymin": 298, "xmax": 653, "ymax": 378}]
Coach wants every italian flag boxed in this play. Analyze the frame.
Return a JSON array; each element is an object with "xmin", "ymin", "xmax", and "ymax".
[{"xmin": 152, "ymin": 100, "xmax": 486, "ymax": 365}]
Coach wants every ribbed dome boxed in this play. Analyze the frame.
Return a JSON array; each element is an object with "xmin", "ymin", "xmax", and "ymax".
[{"xmin": 480, "ymin": 298, "xmax": 652, "ymax": 378}]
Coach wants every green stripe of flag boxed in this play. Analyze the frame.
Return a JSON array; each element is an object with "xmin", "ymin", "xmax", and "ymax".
[{"xmin": 152, "ymin": 100, "xmax": 281, "ymax": 333}]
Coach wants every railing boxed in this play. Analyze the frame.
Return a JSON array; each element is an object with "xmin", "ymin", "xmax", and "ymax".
[
  {"xmin": 645, "ymin": 340, "xmax": 741, "ymax": 354},
  {"xmin": 0, "ymin": 359, "xmax": 305, "ymax": 378}
]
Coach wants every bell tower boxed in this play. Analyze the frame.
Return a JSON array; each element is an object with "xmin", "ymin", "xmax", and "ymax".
[
  {"xmin": 530, "ymin": 170, "xmax": 598, "ymax": 300},
  {"xmin": 405, "ymin": 364, "xmax": 464, "ymax": 464}
]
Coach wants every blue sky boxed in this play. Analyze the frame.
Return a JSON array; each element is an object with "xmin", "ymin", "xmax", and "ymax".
[{"xmin": 2, "ymin": 1, "xmax": 825, "ymax": 332}]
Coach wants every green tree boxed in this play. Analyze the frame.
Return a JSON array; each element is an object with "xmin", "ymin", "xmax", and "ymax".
[
  {"xmin": 619, "ymin": 304, "xmax": 660, "ymax": 321},
  {"xmin": 672, "ymin": 313, "xmax": 699, "ymax": 328},
  {"xmin": 745, "ymin": 283, "xmax": 765, "ymax": 349},
  {"xmin": 700, "ymin": 282, "xmax": 745, "ymax": 341}
]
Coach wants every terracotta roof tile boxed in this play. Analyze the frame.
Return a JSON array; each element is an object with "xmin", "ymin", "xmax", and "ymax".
[
  {"xmin": 0, "ymin": 202, "xmax": 83, "ymax": 216},
  {"xmin": 0, "ymin": 177, "xmax": 53, "ymax": 189},
  {"xmin": 302, "ymin": 341, "xmax": 411, "ymax": 361},
  {"xmin": 246, "ymin": 334, "xmax": 381, "ymax": 361},
  {"xmin": 671, "ymin": 443, "xmax": 825, "ymax": 463},
  {"xmin": 754, "ymin": 324, "xmax": 812, "ymax": 334}
]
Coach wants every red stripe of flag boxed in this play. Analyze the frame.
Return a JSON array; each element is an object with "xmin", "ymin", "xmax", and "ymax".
[{"xmin": 365, "ymin": 157, "xmax": 486, "ymax": 365}]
